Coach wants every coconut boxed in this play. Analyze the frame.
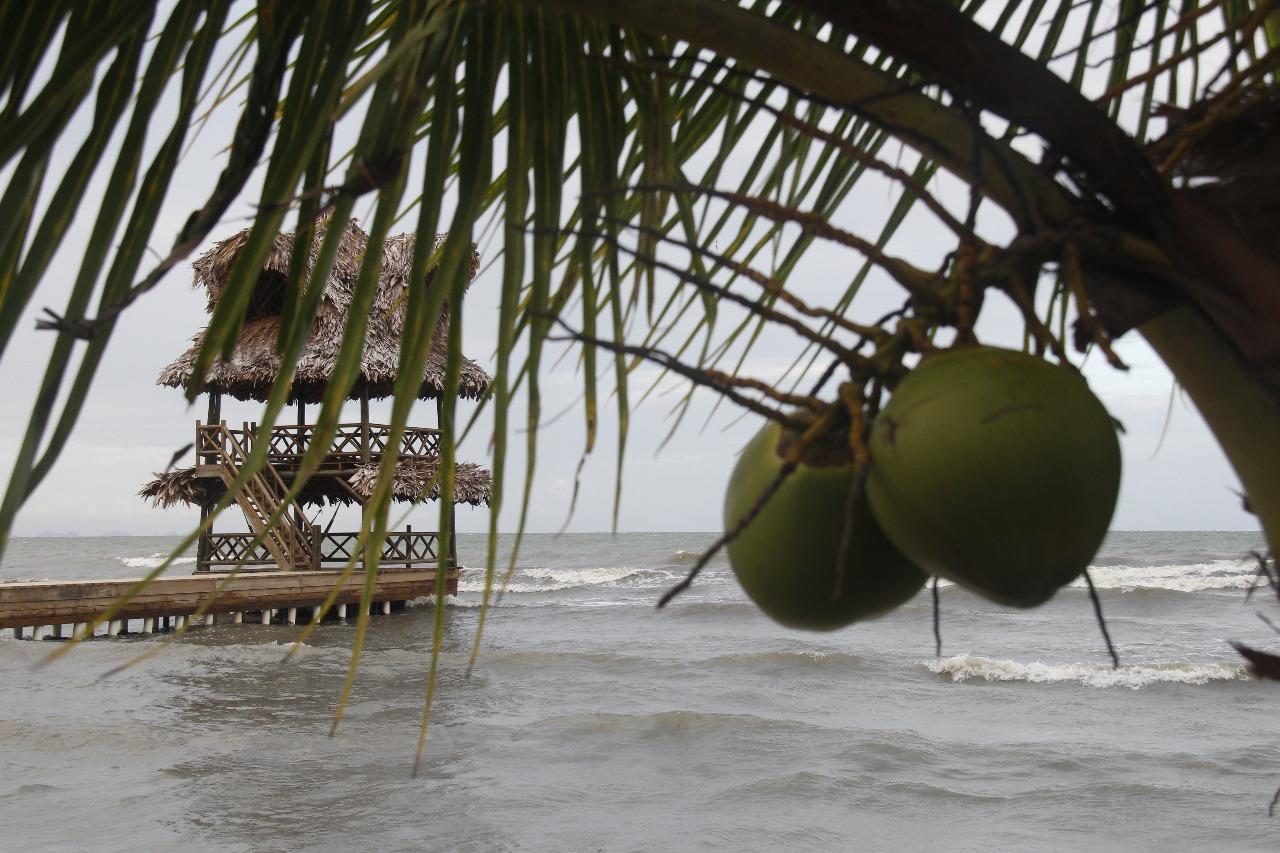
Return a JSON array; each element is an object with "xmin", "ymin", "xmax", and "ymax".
[
  {"xmin": 866, "ymin": 346, "xmax": 1120, "ymax": 607},
  {"xmin": 724, "ymin": 421, "xmax": 928, "ymax": 631}
]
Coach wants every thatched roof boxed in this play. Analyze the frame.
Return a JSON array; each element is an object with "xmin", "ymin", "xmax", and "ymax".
[
  {"xmin": 158, "ymin": 218, "xmax": 491, "ymax": 403},
  {"xmin": 141, "ymin": 460, "xmax": 492, "ymax": 509}
]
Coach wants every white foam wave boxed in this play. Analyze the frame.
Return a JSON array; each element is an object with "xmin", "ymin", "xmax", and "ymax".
[
  {"xmin": 456, "ymin": 581, "xmax": 578, "ymax": 594},
  {"xmin": 521, "ymin": 566, "xmax": 655, "ymax": 585},
  {"xmin": 118, "ymin": 553, "xmax": 197, "ymax": 569},
  {"xmin": 925, "ymin": 654, "xmax": 1246, "ymax": 689},
  {"xmin": 1077, "ymin": 560, "xmax": 1257, "ymax": 593},
  {"xmin": 444, "ymin": 596, "xmax": 633, "ymax": 609},
  {"xmin": 456, "ymin": 566, "xmax": 671, "ymax": 595}
]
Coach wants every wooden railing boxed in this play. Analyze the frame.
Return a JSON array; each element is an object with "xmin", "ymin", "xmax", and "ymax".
[
  {"xmin": 198, "ymin": 422, "xmax": 440, "ymax": 467},
  {"xmin": 198, "ymin": 529, "xmax": 446, "ymax": 571}
]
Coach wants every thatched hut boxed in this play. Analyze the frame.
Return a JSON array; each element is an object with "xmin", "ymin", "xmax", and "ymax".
[{"xmin": 144, "ymin": 216, "xmax": 491, "ymax": 572}]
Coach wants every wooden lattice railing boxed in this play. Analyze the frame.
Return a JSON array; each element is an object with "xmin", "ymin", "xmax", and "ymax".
[
  {"xmin": 199, "ymin": 529, "xmax": 446, "ymax": 571},
  {"xmin": 199, "ymin": 422, "xmax": 441, "ymax": 467}
]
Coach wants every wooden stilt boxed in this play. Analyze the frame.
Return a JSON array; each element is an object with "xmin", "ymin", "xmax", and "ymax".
[
  {"xmin": 380, "ymin": 600, "xmax": 391, "ymax": 615},
  {"xmin": 232, "ymin": 611, "xmax": 243, "ymax": 624},
  {"xmin": 73, "ymin": 622, "xmax": 87, "ymax": 638},
  {"xmin": 286, "ymin": 607, "xmax": 297, "ymax": 625},
  {"xmin": 32, "ymin": 625, "xmax": 46, "ymax": 641},
  {"xmin": 337, "ymin": 604, "xmax": 347, "ymax": 620},
  {"xmin": 312, "ymin": 605, "xmax": 321, "ymax": 623},
  {"xmin": 52, "ymin": 623, "xmax": 65, "ymax": 640},
  {"xmin": 142, "ymin": 617, "xmax": 155, "ymax": 634},
  {"xmin": 175, "ymin": 615, "xmax": 188, "ymax": 630},
  {"xmin": 260, "ymin": 609, "xmax": 271, "ymax": 625},
  {"xmin": 107, "ymin": 620, "xmax": 120, "ymax": 636}
]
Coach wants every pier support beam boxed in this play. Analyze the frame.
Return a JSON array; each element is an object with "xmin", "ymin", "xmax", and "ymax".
[
  {"xmin": 312, "ymin": 606, "xmax": 321, "ymax": 623},
  {"xmin": 32, "ymin": 625, "xmax": 46, "ymax": 641},
  {"xmin": 232, "ymin": 611, "xmax": 243, "ymax": 624},
  {"xmin": 380, "ymin": 600, "xmax": 391, "ymax": 616},
  {"xmin": 286, "ymin": 607, "xmax": 297, "ymax": 626},
  {"xmin": 337, "ymin": 604, "xmax": 347, "ymax": 620},
  {"xmin": 142, "ymin": 617, "xmax": 155, "ymax": 634}
]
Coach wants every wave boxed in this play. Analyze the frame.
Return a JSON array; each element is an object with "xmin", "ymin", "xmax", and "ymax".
[
  {"xmin": 456, "ymin": 565, "xmax": 677, "ymax": 595},
  {"xmin": 117, "ymin": 553, "xmax": 197, "ymax": 569},
  {"xmin": 1075, "ymin": 559, "xmax": 1259, "ymax": 593},
  {"xmin": 925, "ymin": 654, "xmax": 1247, "ymax": 689}
]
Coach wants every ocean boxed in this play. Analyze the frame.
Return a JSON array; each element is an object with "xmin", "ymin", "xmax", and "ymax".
[{"xmin": 2, "ymin": 531, "xmax": 1278, "ymax": 852}]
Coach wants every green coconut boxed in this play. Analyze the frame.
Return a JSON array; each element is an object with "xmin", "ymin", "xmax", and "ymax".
[
  {"xmin": 866, "ymin": 346, "xmax": 1121, "ymax": 608},
  {"xmin": 724, "ymin": 421, "xmax": 928, "ymax": 631}
]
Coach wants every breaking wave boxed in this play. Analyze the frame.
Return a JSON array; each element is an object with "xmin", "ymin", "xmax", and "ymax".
[
  {"xmin": 925, "ymin": 654, "xmax": 1247, "ymax": 689},
  {"xmin": 117, "ymin": 553, "xmax": 197, "ymax": 569},
  {"xmin": 456, "ymin": 566, "xmax": 677, "ymax": 594},
  {"xmin": 1075, "ymin": 560, "xmax": 1258, "ymax": 593}
]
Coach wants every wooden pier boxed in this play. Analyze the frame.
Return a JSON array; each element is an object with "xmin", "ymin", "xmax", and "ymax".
[
  {"xmin": 1, "ymin": 217, "xmax": 491, "ymax": 642},
  {"xmin": 0, "ymin": 568, "xmax": 458, "ymax": 639}
]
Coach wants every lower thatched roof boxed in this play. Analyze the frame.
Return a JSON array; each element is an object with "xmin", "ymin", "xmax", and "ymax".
[{"xmin": 141, "ymin": 460, "xmax": 492, "ymax": 509}]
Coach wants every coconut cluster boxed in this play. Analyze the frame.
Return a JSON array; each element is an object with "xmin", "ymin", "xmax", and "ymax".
[{"xmin": 723, "ymin": 346, "xmax": 1121, "ymax": 631}]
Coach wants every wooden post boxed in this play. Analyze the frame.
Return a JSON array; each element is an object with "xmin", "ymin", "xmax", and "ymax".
[
  {"xmin": 359, "ymin": 386, "xmax": 371, "ymax": 462},
  {"xmin": 196, "ymin": 503, "xmax": 210, "ymax": 572},
  {"xmin": 296, "ymin": 399, "xmax": 306, "ymax": 462},
  {"xmin": 207, "ymin": 390, "xmax": 222, "ymax": 425},
  {"xmin": 436, "ymin": 397, "xmax": 458, "ymax": 569}
]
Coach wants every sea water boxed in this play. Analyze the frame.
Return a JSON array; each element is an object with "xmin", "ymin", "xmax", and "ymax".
[{"xmin": 1, "ymin": 531, "xmax": 1278, "ymax": 852}]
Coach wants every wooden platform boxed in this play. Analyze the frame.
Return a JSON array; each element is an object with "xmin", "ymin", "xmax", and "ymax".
[{"xmin": 0, "ymin": 568, "xmax": 458, "ymax": 636}]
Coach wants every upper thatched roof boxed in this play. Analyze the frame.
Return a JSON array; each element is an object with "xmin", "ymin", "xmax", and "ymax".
[
  {"xmin": 141, "ymin": 459, "xmax": 492, "ymax": 509},
  {"xmin": 158, "ymin": 217, "xmax": 491, "ymax": 403}
]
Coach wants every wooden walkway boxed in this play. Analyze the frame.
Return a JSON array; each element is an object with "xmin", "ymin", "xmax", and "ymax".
[{"xmin": 0, "ymin": 568, "xmax": 458, "ymax": 639}]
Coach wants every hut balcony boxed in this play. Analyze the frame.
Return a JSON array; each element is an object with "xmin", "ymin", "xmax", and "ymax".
[{"xmin": 194, "ymin": 420, "xmax": 442, "ymax": 475}]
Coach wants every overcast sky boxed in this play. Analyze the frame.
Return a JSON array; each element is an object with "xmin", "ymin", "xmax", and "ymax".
[{"xmin": 0, "ymin": 12, "xmax": 1259, "ymax": 539}]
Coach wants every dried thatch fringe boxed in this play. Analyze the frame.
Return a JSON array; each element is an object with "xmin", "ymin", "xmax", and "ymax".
[
  {"xmin": 141, "ymin": 460, "xmax": 492, "ymax": 509},
  {"xmin": 157, "ymin": 218, "xmax": 491, "ymax": 403}
]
